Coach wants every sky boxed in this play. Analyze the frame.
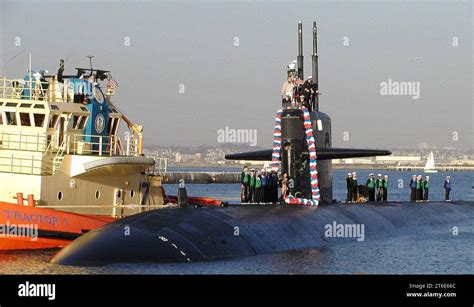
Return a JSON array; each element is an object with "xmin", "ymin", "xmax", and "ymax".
[{"xmin": 0, "ymin": 0, "xmax": 472, "ymax": 150}]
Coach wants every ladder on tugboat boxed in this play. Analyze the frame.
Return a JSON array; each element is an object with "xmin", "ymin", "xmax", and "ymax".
[{"xmin": 52, "ymin": 136, "xmax": 68, "ymax": 175}]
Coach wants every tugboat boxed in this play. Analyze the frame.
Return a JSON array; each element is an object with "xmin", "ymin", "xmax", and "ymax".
[{"xmin": 0, "ymin": 58, "xmax": 169, "ymax": 249}]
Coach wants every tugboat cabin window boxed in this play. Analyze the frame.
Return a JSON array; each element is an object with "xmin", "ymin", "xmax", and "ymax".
[
  {"xmin": 34, "ymin": 114, "xmax": 46, "ymax": 127},
  {"xmin": 48, "ymin": 114, "xmax": 59, "ymax": 128},
  {"xmin": 77, "ymin": 116, "xmax": 88, "ymax": 129},
  {"xmin": 72, "ymin": 115, "xmax": 81, "ymax": 129},
  {"xmin": 112, "ymin": 118, "xmax": 119, "ymax": 135},
  {"xmin": 5, "ymin": 112, "xmax": 17, "ymax": 125},
  {"xmin": 107, "ymin": 118, "xmax": 114, "ymax": 135},
  {"xmin": 19, "ymin": 112, "xmax": 31, "ymax": 126}
]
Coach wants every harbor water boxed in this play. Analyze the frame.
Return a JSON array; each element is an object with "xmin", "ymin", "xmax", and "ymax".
[{"xmin": 0, "ymin": 169, "xmax": 472, "ymax": 274}]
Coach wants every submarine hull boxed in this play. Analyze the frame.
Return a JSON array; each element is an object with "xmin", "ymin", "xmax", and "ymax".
[{"xmin": 51, "ymin": 201, "xmax": 474, "ymax": 266}]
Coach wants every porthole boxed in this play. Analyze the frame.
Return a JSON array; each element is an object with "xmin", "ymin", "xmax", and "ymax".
[
  {"xmin": 95, "ymin": 190, "xmax": 101, "ymax": 200},
  {"xmin": 130, "ymin": 190, "xmax": 135, "ymax": 198},
  {"xmin": 57, "ymin": 191, "xmax": 63, "ymax": 201}
]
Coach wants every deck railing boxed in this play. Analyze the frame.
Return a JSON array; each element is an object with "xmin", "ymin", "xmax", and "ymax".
[
  {"xmin": 0, "ymin": 77, "xmax": 74, "ymax": 102},
  {"xmin": 0, "ymin": 154, "xmax": 50, "ymax": 175},
  {"xmin": 65, "ymin": 133, "xmax": 139, "ymax": 157},
  {"xmin": 0, "ymin": 131, "xmax": 49, "ymax": 152},
  {"xmin": 0, "ymin": 130, "xmax": 141, "ymax": 175}
]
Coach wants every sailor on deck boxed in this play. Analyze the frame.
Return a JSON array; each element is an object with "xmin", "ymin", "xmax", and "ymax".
[
  {"xmin": 57, "ymin": 59, "xmax": 65, "ymax": 83},
  {"xmin": 346, "ymin": 173, "xmax": 353, "ymax": 203},
  {"xmin": 351, "ymin": 172, "xmax": 359, "ymax": 202},
  {"xmin": 416, "ymin": 175, "xmax": 423, "ymax": 202},
  {"xmin": 382, "ymin": 175, "xmax": 389, "ymax": 202},
  {"xmin": 366, "ymin": 173, "xmax": 375, "ymax": 202},
  {"xmin": 376, "ymin": 174, "xmax": 383, "ymax": 202},
  {"xmin": 241, "ymin": 166, "xmax": 250, "ymax": 203},
  {"xmin": 409, "ymin": 175, "xmax": 417, "ymax": 201},
  {"xmin": 423, "ymin": 176, "xmax": 430, "ymax": 201},
  {"xmin": 444, "ymin": 176, "xmax": 451, "ymax": 201},
  {"xmin": 248, "ymin": 169, "xmax": 256, "ymax": 203}
]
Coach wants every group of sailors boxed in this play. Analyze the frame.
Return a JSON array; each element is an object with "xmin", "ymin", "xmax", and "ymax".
[
  {"xmin": 346, "ymin": 172, "xmax": 389, "ymax": 203},
  {"xmin": 346, "ymin": 172, "xmax": 454, "ymax": 203},
  {"xmin": 281, "ymin": 64, "xmax": 318, "ymax": 111},
  {"xmin": 409, "ymin": 175, "xmax": 431, "ymax": 202},
  {"xmin": 240, "ymin": 166, "xmax": 281, "ymax": 204},
  {"xmin": 409, "ymin": 175, "xmax": 452, "ymax": 202}
]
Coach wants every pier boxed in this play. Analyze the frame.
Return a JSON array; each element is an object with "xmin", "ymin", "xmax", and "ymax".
[{"xmin": 163, "ymin": 172, "xmax": 240, "ymax": 183}]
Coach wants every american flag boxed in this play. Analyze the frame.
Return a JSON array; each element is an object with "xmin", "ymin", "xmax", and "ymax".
[{"xmin": 106, "ymin": 74, "xmax": 119, "ymax": 90}]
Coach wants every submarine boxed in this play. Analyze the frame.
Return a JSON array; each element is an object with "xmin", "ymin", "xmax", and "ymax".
[
  {"xmin": 51, "ymin": 21, "xmax": 474, "ymax": 266},
  {"xmin": 225, "ymin": 21, "xmax": 390, "ymax": 204}
]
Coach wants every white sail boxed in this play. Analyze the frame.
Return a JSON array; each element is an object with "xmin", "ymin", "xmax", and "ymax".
[{"xmin": 424, "ymin": 151, "xmax": 437, "ymax": 173}]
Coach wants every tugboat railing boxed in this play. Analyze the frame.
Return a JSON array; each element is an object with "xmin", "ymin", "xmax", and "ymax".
[
  {"xmin": 0, "ymin": 130, "xmax": 139, "ymax": 157},
  {"xmin": 65, "ymin": 133, "xmax": 138, "ymax": 157},
  {"xmin": 0, "ymin": 154, "xmax": 47, "ymax": 175},
  {"xmin": 1, "ymin": 77, "xmax": 73, "ymax": 102},
  {"xmin": 0, "ymin": 130, "xmax": 49, "ymax": 152}
]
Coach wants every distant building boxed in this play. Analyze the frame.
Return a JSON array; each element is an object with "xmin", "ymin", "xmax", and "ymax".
[
  {"xmin": 333, "ymin": 158, "xmax": 374, "ymax": 164},
  {"xmin": 175, "ymin": 152, "xmax": 202, "ymax": 163},
  {"xmin": 375, "ymin": 155, "xmax": 421, "ymax": 163}
]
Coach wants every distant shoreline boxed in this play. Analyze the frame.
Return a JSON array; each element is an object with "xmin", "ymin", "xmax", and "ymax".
[{"xmin": 167, "ymin": 163, "xmax": 474, "ymax": 172}]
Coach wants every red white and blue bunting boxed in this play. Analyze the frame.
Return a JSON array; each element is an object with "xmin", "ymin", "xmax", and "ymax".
[{"xmin": 271, "ymin": 107, "xmax": 320, "ymax": 206}]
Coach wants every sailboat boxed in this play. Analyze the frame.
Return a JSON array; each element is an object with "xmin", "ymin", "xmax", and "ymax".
[{"xmin": 424, "ymin": 151, "xmax": 438, "ymax": 173}]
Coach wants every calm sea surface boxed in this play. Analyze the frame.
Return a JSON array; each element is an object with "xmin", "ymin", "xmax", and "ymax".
[{"xmin": 0, "ymin": 169, "xmax": 472, "ymax": 274}]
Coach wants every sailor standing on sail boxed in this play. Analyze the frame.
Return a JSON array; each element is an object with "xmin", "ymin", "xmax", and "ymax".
[{"xmin": 281, "ymin": 76, "xmax": 295, "ymax": 104}]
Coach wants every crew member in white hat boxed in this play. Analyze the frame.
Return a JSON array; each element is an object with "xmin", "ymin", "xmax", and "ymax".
[
  {"xmin": 376, "ymin": 174, "xmax": 383, "ymax": 202},
  {"xmin": 382, "ymin": 175, "xmax": 389, "ymax": 202},
  {"xmin": 346, "ymin": 173, "xmax": 353, "ymax": 203},
  {"xmin": 366, "ymin": 173, "xmax": 376, "ymax": 202}
]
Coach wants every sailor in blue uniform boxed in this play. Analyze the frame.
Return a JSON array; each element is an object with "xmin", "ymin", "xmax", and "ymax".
[{"xmin": 444, "ymin": 176, "xmax": 452, "ymax": 201}]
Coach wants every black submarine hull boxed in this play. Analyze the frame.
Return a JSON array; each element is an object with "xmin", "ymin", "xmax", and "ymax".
[{"xmin": 51, "ymin": 201, "xmax": 474, "ymax": 266}]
